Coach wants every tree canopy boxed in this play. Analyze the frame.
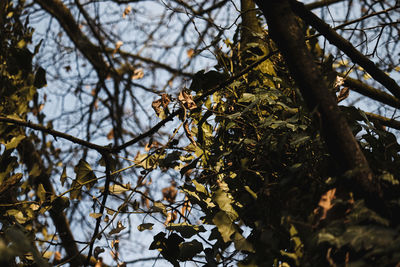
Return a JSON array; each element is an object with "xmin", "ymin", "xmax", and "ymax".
[{"xmin": 1, "ymin": 0, "xmax": 400, "ymax": 266}]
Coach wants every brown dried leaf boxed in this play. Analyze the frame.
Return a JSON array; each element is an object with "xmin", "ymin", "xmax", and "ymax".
[
  {"xmin": 314, "ymin": 188, "xmax": 336, "ymax": 222},
  {"xmin": 152, "ymin": 99, "xmax": 162, "ymax": 116},
  {"xmin": 181, "ymin": 197, "xmax": 191, "ymax": 217},
  {"xmin": 111, "ymin": 240, "xmax": 119, "ymax": 250},
  {"xmin": 152, "ymin": 95, "xmax": 170, "ymax": 119},
  {"xmin": 122, "ymin": 5, "xmax": 132, "ymax": 18},
  {"xmin": 162, "ymin": 183, "xmax": 178, "ymax": 204},
  {"xmin": 187, "ymin": 48, "xmax": 194, "ymax": 58},
  {"xmin": 337, "ymin": 87, "xmax": 350, "ymax": 102},
  {"xmin": 107, "ymin": 129, "xmax": 114, "ymax": 140},
  {"xmin": 161, "ymin": 93, "xmax": 171, "ymax": 108},
  {"xmin": 164, "ymin": 211, "xmax": 177, "ymax": 225},
  {"xmin": 178, "ymin": 91, "xmax": 197, "ymax": 110},
  {"xmin": 131, "ymin": 68, "xmax": 144, "ymax": 80},
  {"xmin": 112, "ymin": 41, "xmax": 123, "ymax": 55},
  {"xmin": 183, "ymin": 120, "xmax": 196, "ymax": 145},
  {"xmin": 53, "ymin": 251, "xmax": 62, "ymax": 264}
]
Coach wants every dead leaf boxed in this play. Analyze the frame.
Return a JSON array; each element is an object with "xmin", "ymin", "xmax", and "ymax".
[
  {"xmin": 187, "ymin": 48, "xmax": 194, "ymax": 58},
  {"xmin": 107, "ymin": 129, "xmax": 114, "ymax": 140},
  {"xmin": 314, "ymin": 188, "xmax": 336, "ymax": 223},
  {"xmin": 183, "ymin": 120, "xmax": 196, "ymax": 145},
  {"xmin": 53, "ymin": 251, "xmax": 62, "ymax": 264},
  {"xmin": 162, "ymin": 182, "xmax": 177, "ymax": 204},
  {"xmin": 178, "ymin": 91, "xmax": 197, "ymax": 110},
  {"xmin": 152, "ymin": 99, "xmax": 163, "ymax": 117},
  {"xmin": 94, "ymin": 246, "xmax": 105, "ymax": 259},
  {"xmin": 131, "ymin": 68, "xmax": 144, "ymax": 80},
  {"xmin": 164, "ymin": 211, "xmax": 177, "ymax": 225},
  {"xmin": 111, "ymin": 240, "xmax": 119, "ymax": 250},
  {"xmin": 181, "ymin": 196, "xmax": 191, "ymax": 217},
  {"xmin": 122, "ymin": 5, "xmax": 132, "ymax": 18},
  {"xmin": 113, "ymin": 41, "xmax": 123, "ymax": 55},
  {"xmin": 109, "ymin": 221, "xmax": 126, "ymax": 235},
  {"xmin": 161, "ymin": 93, "xmax": 171, "ymax": 108},
  {"xmin": 152, "ymin": 94, "xmax": 170, "ymax": 119},
  {"xmin": 337, "ymin": 87, "xmax": 349, "ymax": 102}
]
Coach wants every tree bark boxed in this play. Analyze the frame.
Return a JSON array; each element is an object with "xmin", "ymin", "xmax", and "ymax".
[
  {"xmin": 254, "ymin": 0, "xmax": 380, "ymax": 196},
  {"xmin": 290, "ymin": 0, "xmax": 400, "ymax": 100},
  {"xmin": 18, "ymin": 139, "xmax": 84, "ymax": 266}
]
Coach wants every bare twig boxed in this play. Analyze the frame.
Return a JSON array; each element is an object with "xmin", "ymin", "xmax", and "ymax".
[
  {"xmin": 0, "ymin": 116, "xmax": 111, "ymax": 153},
  {"xmin": 290, "ymin": 0, "xmax": 400, "ymax": 100}
]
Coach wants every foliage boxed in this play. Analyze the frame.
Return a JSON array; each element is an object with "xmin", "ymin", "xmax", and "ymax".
[
  {"xmin": 0, "ymin": 0, "xmax": 50, "ymax": 265},
  {"xmin": 1, "ymin": 0, "xmax": 400, "ymax": 266},
  {"xmin": 140, "ymin": 15, "xmax": 400, "ymax": 267}
]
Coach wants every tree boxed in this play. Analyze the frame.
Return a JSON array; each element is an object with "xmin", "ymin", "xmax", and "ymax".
[{"xmin": 1, "ymin": 0, "xmax": 400, "ymax": 266}]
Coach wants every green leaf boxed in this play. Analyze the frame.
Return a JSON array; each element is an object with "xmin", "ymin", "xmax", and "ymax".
[
  {"xmin": 179, "ymin": 239, "xmax": 204, "ymax": 261},
  {"xmin": 138, "ymin": 223, "xmax": 154, "ymax": 231},
  {"xmin": 29, "ymin": 164, "xmax": 41, "ymax": 178},
  {"xmin": 166, "ymin": 223, "xmax": 206, "ymax": 238},
  {"xmin": 5, "ymin": 227, "xmax": 49, "ymax": 266},
  {"xmin": 74, "ymin": 159, "xmax": 97, "ymax": 189},
  {"xmin": 192, "ymin": 180, "xmax": 208, "ymax": 195},
  {"xmin": 213, "ymin": 189, "xmax": 238, "ymax": 220},
  {"xmin": 4, "ymin": 135, "xmax": 25, "ymax": 150},
  {"xmin": 37, "ymin": 183, "xmax": 46, "ymax": 203},
  {"xmin": 60, "ymin": 166, "xmax": 67, "ymax": 186},
  {"xmin": 238, "ymin": 93, "xmax": 256, "ymax": 103},
  {"xmin": 6, "ymin": 209, "xmax": 29, "ymax": 224},
  {"xmin": 190, "ymin": 70, "xmax": 228, "ymax": 92},
  {"xmin": 109, "ymin": 184, "xmax": 130, "ymax": 194},
  {"xmin": 212, "ymin": 211, "xmax": 236, "ymax": 243},
  {"xmin": 180, "ymin": 157, "xmax": 201, "ymax": 177},
  {"xmin": 134, "ymin": 152, "xmax": 158, "ymax": 170},
  {"xmin": 233, "ymin": 232, "xmax": 255, "ymax": 253}
]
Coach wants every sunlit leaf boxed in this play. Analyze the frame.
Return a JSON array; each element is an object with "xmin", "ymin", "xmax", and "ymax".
[
  {"xmin": 138, "ymin": 223, "xmax": 154, "ymax": 231},
  {"xmin": 89, "ymin": 213, "xmax": 102, "ymax": 219}
]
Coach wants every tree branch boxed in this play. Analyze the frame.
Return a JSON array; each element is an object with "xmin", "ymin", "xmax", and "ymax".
[
  {"xmin": 305, "ymin": 0, "xmax": 346, "ymax": 10},
  {"xmin": 290, "ymin": 0, "xmax": 400, "ymax": 100},
  {"xmin": 0, "ymin": 116, "xmax": 111, "ymax": 154},
  {"xmin": 342, "ymin": 76, "xmax": 400, "ymax": 109},
  {"xmin": 255, "ymin": 0, "xmax": 380, "ymax": 196},
  {"xmin": 34, "ymin": 0, "xmax": 110, "ymax": 77},
  {"xmin": 86, "ymin": 153, "xmax": 113, "ymax": 265},
  {"xmin": 17, "ymin": 139, "xmax": 84, "ymax": 266},
  {"xmin": 366, "ymin": 112, "xmax": 400, "ymax": 131}
]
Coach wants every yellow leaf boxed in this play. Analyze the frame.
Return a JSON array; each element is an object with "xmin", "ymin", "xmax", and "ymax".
[{"xmin": 90, "ymin": 213, "xmax": 103, "ymax": 219}]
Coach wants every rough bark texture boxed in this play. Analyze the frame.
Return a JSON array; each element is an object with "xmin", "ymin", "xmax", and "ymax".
[
  {"xmin": 254, "ymin": 0, "xmax": 380, "ymax": 196},
  {"xmin": 342, "ymin": 76, "xmax": 400, "ymax": 109},
  {"xmin": 240, "ymin": 0, "xmax": 263, "ymax": 48}
]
